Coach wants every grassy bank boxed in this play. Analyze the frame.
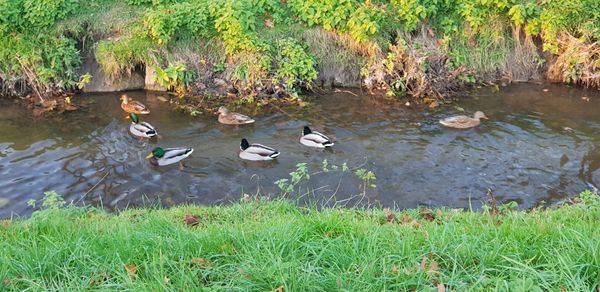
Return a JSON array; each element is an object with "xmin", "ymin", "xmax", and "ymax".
[
  {"xmin": 1, "ymin": 193, "xmax": 599, "ymax": 291},
  {"xmin": 1, "ymin": 0, "xmax": 600, "ymax": 105}
]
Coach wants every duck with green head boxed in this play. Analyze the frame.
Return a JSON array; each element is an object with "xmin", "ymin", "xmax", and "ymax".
[
  {"xmin": 129, "ymin": 113, "xmax": 157, "ymax": 140},
  {"xmin": 146, "ymin": 147, "xmax": 194, "ymax": 169}
]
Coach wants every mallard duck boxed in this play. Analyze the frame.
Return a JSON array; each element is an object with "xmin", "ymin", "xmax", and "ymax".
[
  {"xmin": 300, "ymin": 126, "xmax": 334, "ymax": 148},
  {"xmin": 239, "ymin": 138, "xmax": 279, "ymax": 161},
  {"xmin": 218, "ymin": 106, "xmax": 255, "ymax": 125},
  {"xmin": 439, "ymin": 111, "xmax": 488, "ymax": 129},
  {"xmin": 146, "ymin": 147, "xmax": 193, "ymax": 169},
  {"xmin": 121, "ymin": 95, "xmax": 150, "ymax": 115},
  {"xmin": 129, "ymin": 113, "xmax": 157, "ymax": 140}
]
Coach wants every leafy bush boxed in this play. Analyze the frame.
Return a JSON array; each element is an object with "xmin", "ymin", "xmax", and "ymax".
[
  {"xmin": 154, "ymin": 62, "xmax": 194, "ymax": 96},
  {"xmin": 275, "ymin": 38, "xmax": 318, "ymax": 92},
  {"xmin": 1, "ymin": 0, "xmax": 600, "ymax": 98}
]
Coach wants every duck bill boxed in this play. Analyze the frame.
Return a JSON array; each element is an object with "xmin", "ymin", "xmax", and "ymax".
[{"xmin": 146, "ymin": 153, "xmax": 154, "ymax": 159}]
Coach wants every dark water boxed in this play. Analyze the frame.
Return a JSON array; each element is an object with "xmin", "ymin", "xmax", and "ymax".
[{"xmin": 2, "ymin": 83, "xmax": 600, "ymax": 218}]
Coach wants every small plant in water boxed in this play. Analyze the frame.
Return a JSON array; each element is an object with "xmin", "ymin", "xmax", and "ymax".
[
  {"xmin": 28, "ymin": 191, "xmax": 65, "ymax": 209},
  {"xmin": 355, "ymin": 168, "xmax": 376, "ymax": 196},
  {"xmin": 275, "ymin": 163, "xmax": 310, "ymax": 194}
]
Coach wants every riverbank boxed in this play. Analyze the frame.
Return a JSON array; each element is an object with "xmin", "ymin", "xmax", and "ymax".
[
  {"xmin": 1, "ymin": 192, "xmax": 598, "ymax": 290},
  {"xmin": 1, "ymin": 0, "xmax": 599, "ymax": 113}
]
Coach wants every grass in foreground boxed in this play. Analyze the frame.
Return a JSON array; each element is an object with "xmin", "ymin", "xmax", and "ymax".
[{"xmin": 1, "ymin": 194, "xmax": 599, "ymax": 291}]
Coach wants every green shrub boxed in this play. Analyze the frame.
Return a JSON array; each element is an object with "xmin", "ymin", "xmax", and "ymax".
[
  {"xmin": 275, "ymin": 38, "xmax": 318, "ymax": 93},
  {"xmin": 154, "ymin": 62, "xmax": 194, "ymax": 95}
]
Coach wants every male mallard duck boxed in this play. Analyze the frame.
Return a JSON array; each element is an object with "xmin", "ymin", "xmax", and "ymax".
[
  {"xmin": 218, "ymin": 106, "xmax": 255, "ymax": 125},
  {"xmin": 146, "ymin": 147, "xmax": 193, "ymax": 169},
  {"xmin": 300, "ymin": 126, "xmax": 334, "ymax": 148},
  {"xmin": 121, "ymin": 95, "xmax": 150, "ymax": 115},
  {"xmin": 440, "ymin": 111, "xmax": 488, "ymax": 129},
  {"xmin": 129, "ymin": 113, "xmax": 157, "ymax": 140},
  {"xmin": 239, "ymin": 138, "xmax": 279, "ymax": 161}
]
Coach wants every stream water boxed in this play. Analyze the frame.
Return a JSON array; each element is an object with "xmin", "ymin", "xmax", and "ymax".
[{"xmin": 2, "ymin": 83, "xmax": 600, "ymax": 218}]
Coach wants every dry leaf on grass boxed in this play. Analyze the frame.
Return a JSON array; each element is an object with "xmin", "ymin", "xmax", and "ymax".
[
  {"xmin": 191, "ymin": 257, "xmax": 210, "ymax": 267},
  {"xmin": 428, "ymin": 259, "xmax": 439, "ymax": 275},
  {"xmin": 272, "ymin": 285, "xmax": 284, "ymax": 292},
  {"xmin": 420, "ymin": 207, "xmax": 435, "ymax": 221},
  {"xmin": 184, "ymin": 214, "xmax": 199, "ymax": 226},
  {"xmin": 0, "ymin": 220, "xmax": 12, "ymax": 228},
  {"xmin": 89, "ymin": 272, "xmax": 109, "ymax": 286},
  {"xmin": 401, "ymin": 213, "xmax": 413, "ymax": 223},
  {"xmin": 420, "ymin": 256, "xmax": 427, "ymax": 270},
  {"xmin": 437, "ymin": 283, "xmax": 446, "ymax": 292},
  {"xmin": 265, "ymin": 18, "xmax": 274, "ymax": 28},
  {"xmin": 125, "ymin": 263, "xmax": 137, "ymax": 280},
  {"xmin": 164, "ymin": 277, "xmax": 171, "ymax": 284},
  {"xmin": 391, "ymin": 265, "xmax": 399, "ymax": 274},
  {"xmin": 386, "ymin": 214, "xmax": 397, "ymax": 224}
]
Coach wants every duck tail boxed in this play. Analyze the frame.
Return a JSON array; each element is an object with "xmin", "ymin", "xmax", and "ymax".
[
  {"xmin": 322, "ymin": 141, "xmax": 334, "ymax": 147},
  {"xmin": 269, "ymin": 151, "xmax": 280, "ymax": 158}
]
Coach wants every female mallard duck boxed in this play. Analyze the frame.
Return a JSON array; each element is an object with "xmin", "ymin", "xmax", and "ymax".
[
  {"xmin": 218, "ymin": 106, "xmax": 255, "ymax": 125},
  {"xmin": 121, "ymin": 95, "xmax": 150, "ymax": 115},
  {"xmin": 129, "ymin": 113, "xmax": 157, "ymax": 140},
  {"xmin": 300, "ymin": 126, "xmax": 334, "ymax": 148},
  {"xmin": 146, "ymin": 147, "xmax": 193, "ymax": 169},
  {"xmin": 239, "ymin": 138, "xmax": 279, "ymax": 161},
  {"xmin": 440, "ymin": 111, "xmax": 488, "ymax": 129}
]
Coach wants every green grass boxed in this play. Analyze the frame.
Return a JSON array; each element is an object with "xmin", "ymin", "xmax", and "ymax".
[{"xmin": 1, "ymin": 195, "xmax": 599, "ymax": 291}]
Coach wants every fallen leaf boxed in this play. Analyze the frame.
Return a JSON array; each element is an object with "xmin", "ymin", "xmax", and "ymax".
[
  {"xmin": 386, "ymin": 214, "xmax": 397, "ymax": 224},
  {"xmin": 437, "ymin": 283, "xmax": 446, "ymax": 292},
  {"xmin": 184, "ymin": 214, "xmax": 199, "ymax": 226},
  {"xmin": 3, "ymin": 278, "xmax": 11, "ymax": 286},
  {"xmin": 0, "ymin": 220, "xmax": 12, "ymax": 228},
  {"xmin": 383, "ymin": 208, "xmax": 391, "ymax": 217},
  {"xmin": 428, "ymin": 101, "xmax": 439, "ymax": 109},
  {"xmin": 410, "ymin": 220, "xmax": 423, "ymax": 229},
  {"xmin": 125, "ymin": 263, "xmax": 137, "ymax": 280},
  {"xmin": 435, "ymin": 210, "xmax": 444, "ymax": 220},
  {"xmin": 191, "ymin": 257, "xmax": 210, "ymax": 267},
  {"xmin": 89, "ymin": 272, "xmax": 109, "ymax": 286},
  {"xmin": 272, "ymin": 285, "xmax": 284, "ymax": 292},
  {"xmin": 419, "ymin": 256, "xmax": 427, "ymax": 270},
  {"xmin": 400, "ymin": 213, "xmax": 412, "ymax": 223},
  {"xmin": 164, "ymin": 277, "xmax": 171, "ymax": 284},
  {"xmin": 429, "ymin": 259, "xmax": 439, "ymax": 273},
  {"xmin": 264, "ymin": 18, "xmax": 274, "ymax": 28},
  {"xmin": 420, "ymin": 207, "xmax": 435, "ymax": 221},
  {"xmin": 324, "ymin": 231, "xmax": 333, "ymax": 237},
  {"xmin": 391, "ymin": 265, "xmax": 399, "ymax": 273}
]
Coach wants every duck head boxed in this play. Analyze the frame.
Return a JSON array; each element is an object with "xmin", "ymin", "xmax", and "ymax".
[
  {"xmin": 303, "ymin": 126, "xmax": 312, "ymax": 136},
  {"xmin": 240, "ymin": 138, "xmax": 250, "ymax": 151},
  {"xmin": 120, "ymin": 95, "xmax": 129, "ymax": 104},
  {"xmin": 130, "ymin": 112, "xmax": 140, "ymax": 123},
  {"xmin": 474, "ymin": 111, "xmax": 488, "ymax": 120},
  {"xmin": 146, "ymin": 147, "xmax": 165, "ymax": 159},
  {"xmin": 217, "ymin": 106, "xmax": 229, "ymax": 115}
]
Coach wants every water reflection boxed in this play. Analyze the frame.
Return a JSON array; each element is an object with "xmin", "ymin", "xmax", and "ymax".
[{"xmin": 1, "ymin": 83, "xmax": 600, "ymax": 217}]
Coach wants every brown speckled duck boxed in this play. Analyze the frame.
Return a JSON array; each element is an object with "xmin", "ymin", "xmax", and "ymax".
[
  {"xmin": 217, "ymin": 106, "xmax": 255, "ymax": 125},
  {"xmin": 120, "ymin": 95, "xmax": 150, "ymax": 115},
  {"xmin": 440, "ymin": 111, "xmax": 488, "ymax": 129}
]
